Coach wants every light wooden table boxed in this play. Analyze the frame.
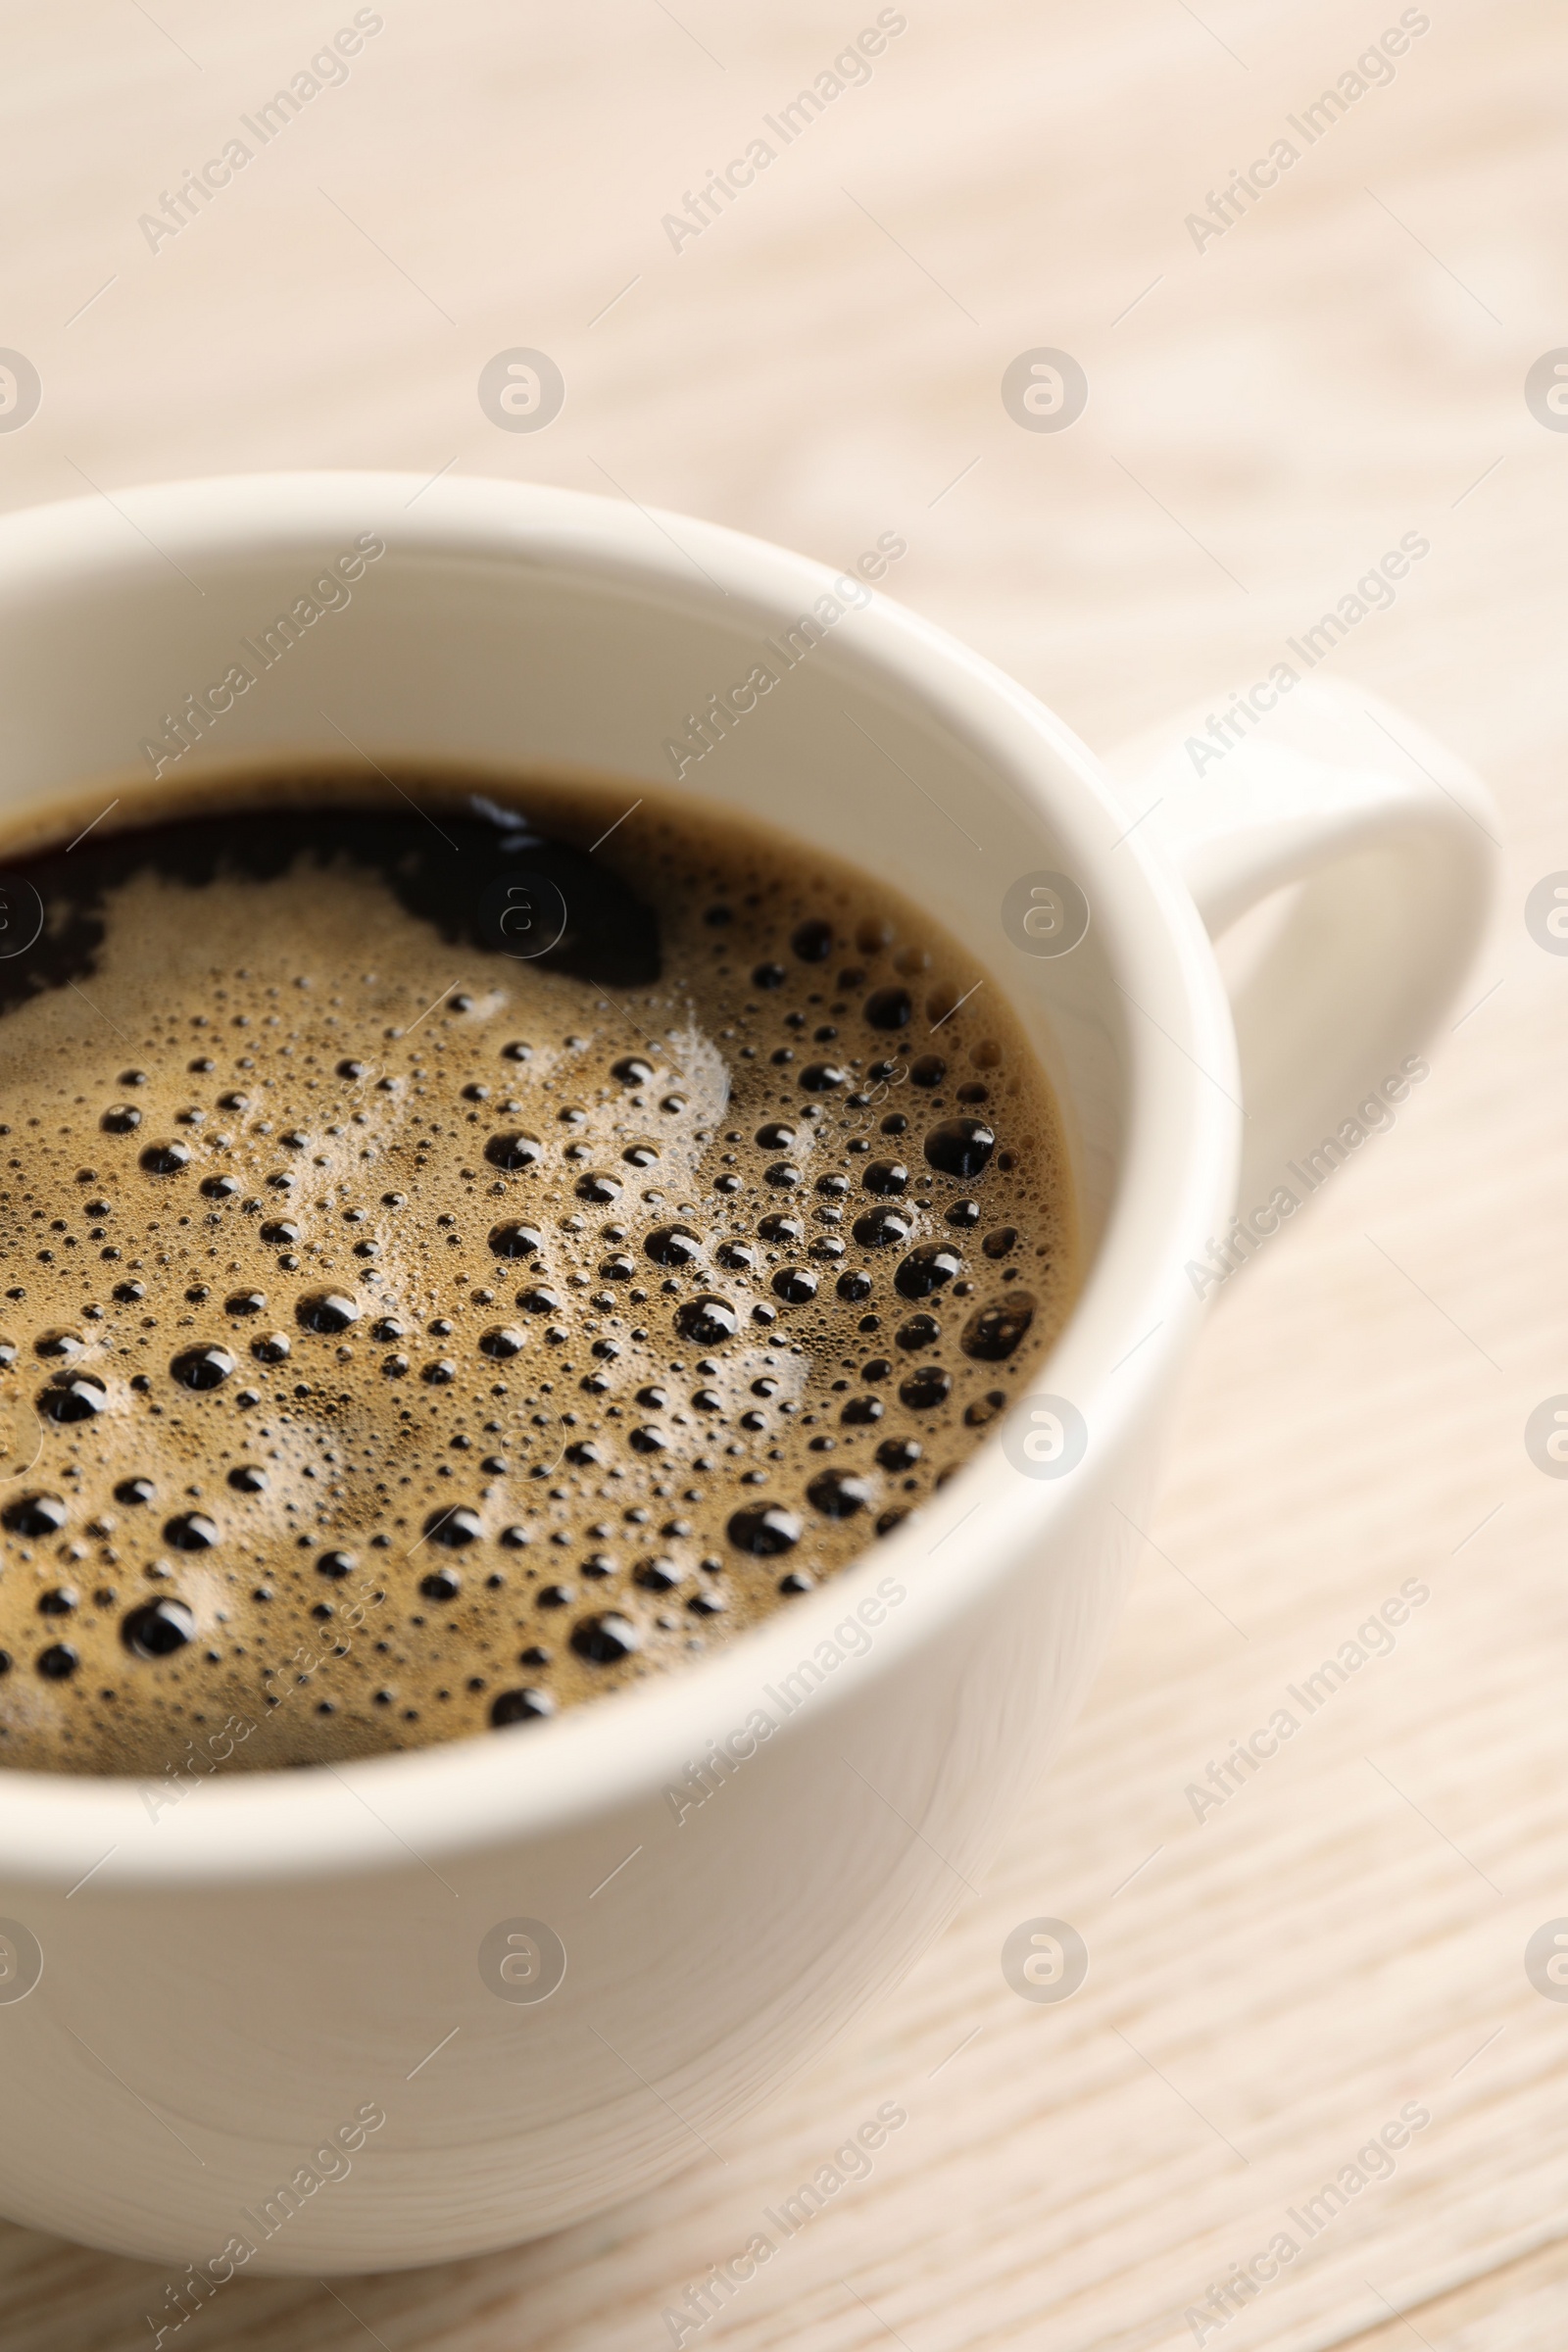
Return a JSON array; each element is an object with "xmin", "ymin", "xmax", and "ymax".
[{"xmin": 4, "ymin": 1, "xmax": 1566, "ymax": 2344}]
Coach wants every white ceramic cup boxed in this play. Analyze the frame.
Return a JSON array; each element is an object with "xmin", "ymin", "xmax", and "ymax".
[{"xmin": 0, "ymin": 474, "xmax": 1495, "ymax": 2275}]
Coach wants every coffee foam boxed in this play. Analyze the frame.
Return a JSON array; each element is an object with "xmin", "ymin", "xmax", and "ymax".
[{"xmin": 0, "ymin": 774, "xmax": 1076, "ymax": 1775}]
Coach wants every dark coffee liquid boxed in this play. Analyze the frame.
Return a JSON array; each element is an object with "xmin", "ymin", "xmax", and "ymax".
[{"xmin": 0, "ymin": 773, "xmax": 1075, "ymax": 1775}]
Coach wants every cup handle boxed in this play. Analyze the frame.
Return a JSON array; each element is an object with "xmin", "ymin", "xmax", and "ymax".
[{"xmin": 1103, "ymin": 677, "xmax": 1500, "ymax": 1221}]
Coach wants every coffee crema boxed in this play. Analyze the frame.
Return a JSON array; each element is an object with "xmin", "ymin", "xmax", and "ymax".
[{"xmin": 0, "ymin": 773, "xmax": 1076, "ymax": 1774}]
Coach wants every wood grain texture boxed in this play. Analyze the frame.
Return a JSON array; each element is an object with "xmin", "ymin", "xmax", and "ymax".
[{"xmin": 0, "ymin": 0, "xmax": 1563, "ymax": 2344}]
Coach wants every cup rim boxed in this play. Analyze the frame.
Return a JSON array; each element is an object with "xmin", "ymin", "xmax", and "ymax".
[{"xmin": 0, "ymin": 471, "xmax": 1239, "ymax": 1886}]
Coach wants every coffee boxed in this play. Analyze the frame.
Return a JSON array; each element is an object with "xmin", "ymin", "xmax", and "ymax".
[{"xmin": 0, "ymin": 773, "xmax": 1076, "ymax": 1775}]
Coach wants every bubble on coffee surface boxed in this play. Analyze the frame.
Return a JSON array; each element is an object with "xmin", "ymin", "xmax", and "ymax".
[{"xmin": 0, "ymin": 776, "xmax": 1075, "ymax": 1773}]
